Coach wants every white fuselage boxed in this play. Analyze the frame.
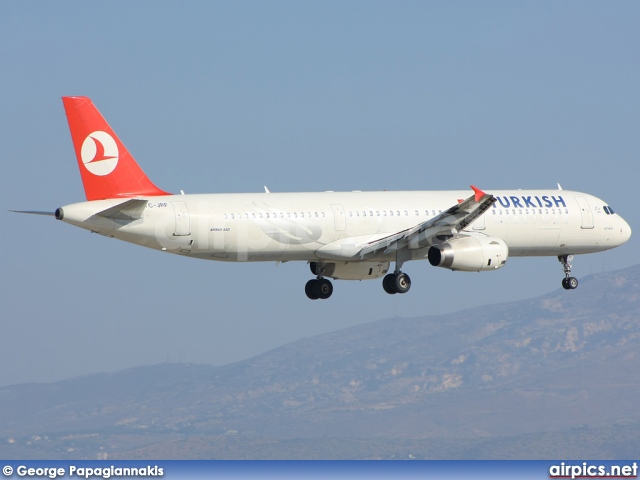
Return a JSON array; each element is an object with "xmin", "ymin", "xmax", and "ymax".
[{"xmin": 57, "ymin": 189, "xmax": 631, "ymax": 265}]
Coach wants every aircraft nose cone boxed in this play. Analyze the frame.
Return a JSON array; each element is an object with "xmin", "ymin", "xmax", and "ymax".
[{"xmin": 618, "ymin": 216, "xmax": 632, "ymax": 244}]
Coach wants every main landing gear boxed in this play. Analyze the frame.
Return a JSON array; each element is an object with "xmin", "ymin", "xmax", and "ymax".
[
  {"xmin": 382, "ymin": 271, "xmax": 411, "ymax": 294},
  {"xmin": 559, "ymin": 254, "xmax": 579, "ymax": 290},
  {"xmin": 383, "ymin": 253, "xmax": 412, "ymax": 295},
  {"xmin": 305, "ymin": 277, "xmax": 333, "ymax": 300},
  {"xmin": 305, "ymin": 262, "xmax": 333, "ymax": 300}
]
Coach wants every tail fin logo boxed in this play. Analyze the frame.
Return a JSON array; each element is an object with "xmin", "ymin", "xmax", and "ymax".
[{"xmin": 80, "ymin": 131, "xmax": 119, "ymax": 176}]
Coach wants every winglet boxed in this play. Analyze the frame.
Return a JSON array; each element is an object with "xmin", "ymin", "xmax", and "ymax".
[{"xmin": 470, "ymin": 185, "xmax": 486, "ymax": 202}]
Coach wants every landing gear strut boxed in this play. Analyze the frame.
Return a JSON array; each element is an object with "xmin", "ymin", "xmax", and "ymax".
[{"xmin": 558, "ymin": 254, "xmax": 578, "ymax": 290}]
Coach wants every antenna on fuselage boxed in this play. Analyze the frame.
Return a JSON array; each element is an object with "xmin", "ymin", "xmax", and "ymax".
[{"xmin": 557, "ymin": 183, "xmax": 563, "ymax": 190}]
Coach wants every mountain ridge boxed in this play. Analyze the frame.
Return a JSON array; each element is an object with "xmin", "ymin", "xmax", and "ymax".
[{"xmin": 1, "ymin": 263, "xmax": 639, "ymax": 458}]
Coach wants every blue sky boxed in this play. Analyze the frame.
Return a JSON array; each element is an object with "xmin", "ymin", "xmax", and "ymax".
[{"xmin": 1, "ymin": 1, "xmax": 638, "ymax": 386}]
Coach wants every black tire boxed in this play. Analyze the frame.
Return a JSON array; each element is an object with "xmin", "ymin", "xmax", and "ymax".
[
  {"xmin": 568, "ymin": 277, "xmax": 578, "ymax": 289},
  {"xmin": 394, "ymin": 272, "xmax": 411, "ymax": 294},
  {"xmin": 305, "ymin": 279, "xmax": 319, "ymax": 300},
  {"xmin": 561, "ymin": 278, "xmax": 571, "ymax": 290},
  {"xmin": 318, "ymin": 278, "xmax": 333, "ymax": 299},
  {"xmin": 383, "ymin": 274, "xmax": 397, "ymax": 294}
]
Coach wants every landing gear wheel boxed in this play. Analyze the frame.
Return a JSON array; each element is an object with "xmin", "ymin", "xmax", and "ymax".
[
  {"xmin": 562, "ymin": 277, "xmax": 578, "ymax": 290},
  {"xmin": 305, "ymin": 279, "xmax": 319, "ymax": 300},
  {"xmin": 317, "ymin": 278, "xmax": 333, "ymax": 299},
  {"xmin": 383, "ymin": 274, "xmax": 398, "ymax": 294},
  {"xmin": 305, "ymin": 278, "xmax": 333, "ymax": 300},
  {"xmin": 394, "ymin": 272, "xmax": 411, "ymax": 294}
]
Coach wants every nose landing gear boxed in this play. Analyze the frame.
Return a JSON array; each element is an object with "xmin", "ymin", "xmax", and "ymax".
[{"xmin": 559, "ymin": 254, "xmax": 579, "ymax": 290}]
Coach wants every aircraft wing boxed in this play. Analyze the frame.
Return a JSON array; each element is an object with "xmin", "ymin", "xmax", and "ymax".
[{"xmin": 357, "ymin": 186, "xmax": 495, "ymax": 258}]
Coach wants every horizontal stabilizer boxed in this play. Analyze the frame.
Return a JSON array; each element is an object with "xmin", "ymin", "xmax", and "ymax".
[{"xmin": 93, "ymin": 199, "xmax": 148, "ymax": 221}]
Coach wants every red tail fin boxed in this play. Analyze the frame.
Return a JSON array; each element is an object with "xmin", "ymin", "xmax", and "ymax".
[{"xmin": 62, "ymin": 96, "xmax": 170, "ymax": 201}]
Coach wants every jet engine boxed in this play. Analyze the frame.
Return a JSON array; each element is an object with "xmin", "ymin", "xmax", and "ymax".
[
  {"xmin": 310, "ymin": 261, "xmax": 390, "ymax": 280},
  {"xmin": 428, "ymin": 236, "xmax": 508, "ymax": 272}
]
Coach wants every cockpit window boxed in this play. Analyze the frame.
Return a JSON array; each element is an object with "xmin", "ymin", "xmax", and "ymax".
[{"xmin": 603, "ymin": 206, "xmax": 616, "ymax": 215}]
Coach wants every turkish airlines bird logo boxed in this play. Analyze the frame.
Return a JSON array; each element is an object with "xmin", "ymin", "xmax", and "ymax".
[{"xmin": 80, "ymin": 131, "xmax": 119, "ymax": 176}]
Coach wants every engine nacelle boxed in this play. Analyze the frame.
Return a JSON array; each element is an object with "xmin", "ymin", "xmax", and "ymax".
[
  {"xmin": 310, "ymin": 261, "xmax": 390, "ymax": 280},
  {"xmin": 428, "ymin": 236, "xmax": 508, "ymax": 272}
]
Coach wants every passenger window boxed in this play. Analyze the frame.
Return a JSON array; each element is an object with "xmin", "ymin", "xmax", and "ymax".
[
  {"xmin": 404, "ymin": 210, "xmax": 408, "ymax": 216},
  {"xmin": 389, "ymin": 211, "xmax": 393, "ymax": 216},
  {"xmin": 376, "ymin": 211, "xmax": 380, "ymax": 216}
]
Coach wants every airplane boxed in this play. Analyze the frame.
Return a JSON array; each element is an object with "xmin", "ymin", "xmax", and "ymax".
[{"xmin": 14, "ymin": 96, "xmax": 632, "ymax": 300}]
